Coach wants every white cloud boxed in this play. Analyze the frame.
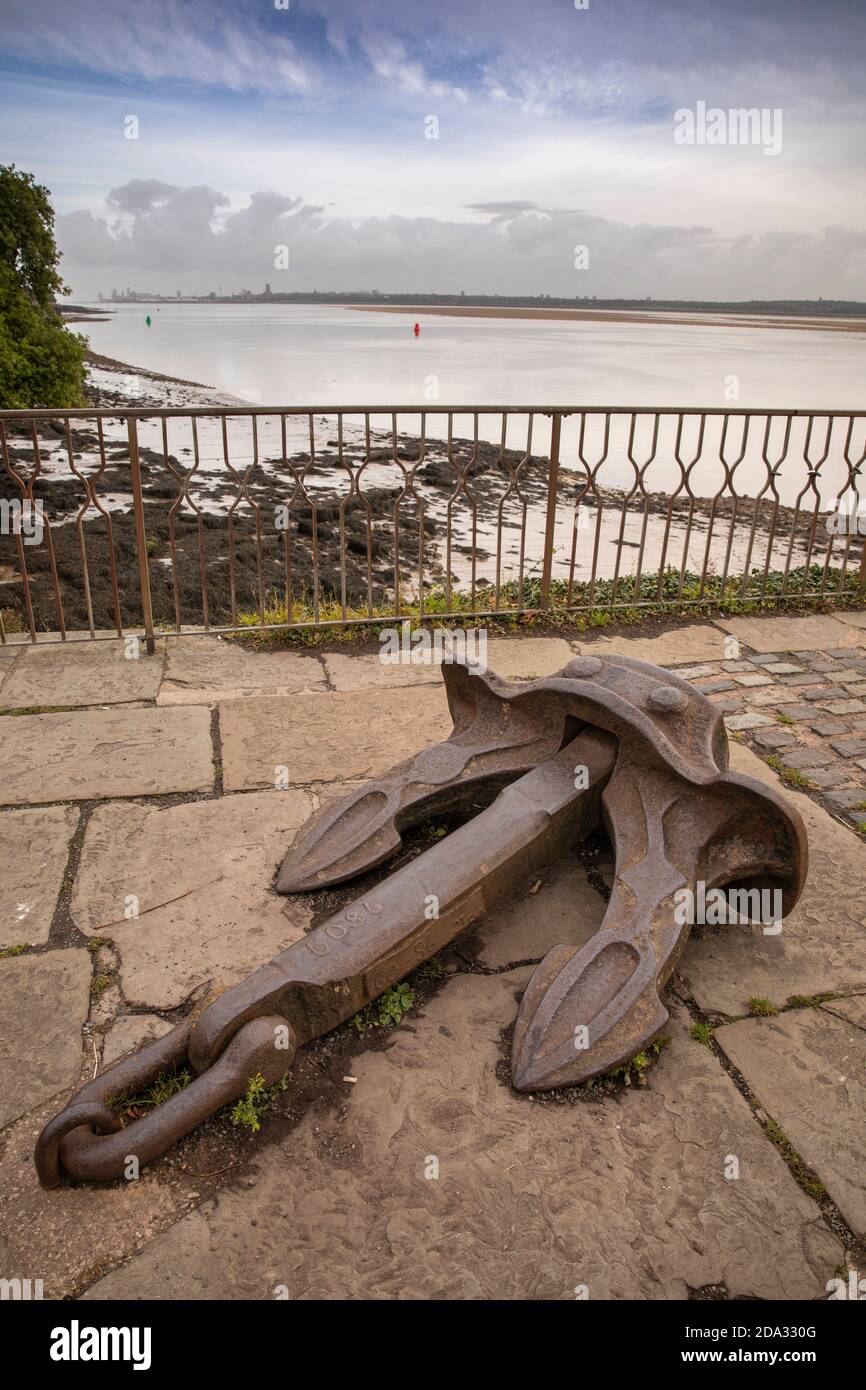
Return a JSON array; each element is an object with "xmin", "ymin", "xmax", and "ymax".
[
  {"xmin": 57, "ymin": 180, "xmax": 866, "ymax": 300},
  {"xmin": 0, "ymin": 0, "xmax": 314, "ymax": 95}
]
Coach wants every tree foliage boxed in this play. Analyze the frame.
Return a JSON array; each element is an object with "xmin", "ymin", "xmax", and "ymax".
[{"xmin": 0, "ymin": 164, "xmax": 87, "ymax": 408}]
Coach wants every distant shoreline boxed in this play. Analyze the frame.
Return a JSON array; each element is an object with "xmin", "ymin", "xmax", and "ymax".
[
  {"xmin": 70, "ymin": 299, "xmax": 866, "ymax": 335},
  {"xmin": 349, "ymin": 304, "xmax": 866, "ymax": 334}
]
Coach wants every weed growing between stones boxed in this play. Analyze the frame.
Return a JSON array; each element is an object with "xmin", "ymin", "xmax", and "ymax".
[
  {"xmin": 605, "ymin": 1036, "xmax": 671, "ymax": 1087},
  {"xmin": 689, "ymin": 1021, "xmax": 714, "ymax": 1046},
  {"xmin": 764, "ymin": 1117, "xmax": 827, "ymax": 1200},
  {"xmin": 762, "ymin": 754, "xmax": 814, "ymax": 789},
  {"xmin": 353, "ymin": 982, "xmax": 415, "ymax": 1034},
  {"xmin": 748, "ymin": 996, "xmax": 779, "ymax": 1017},
  {"xmin": 230, "ymin": 1072, "xmax": 290, "ymax": 1134}
]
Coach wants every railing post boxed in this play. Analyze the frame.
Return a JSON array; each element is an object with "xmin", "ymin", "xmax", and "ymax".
[
  {"xmin": 127, "ymin": 417, "xmax": 156, "ymax": 655},
  {"xmin": 540, "ymin": 412, "xmax": 562, "ymax": 608}
]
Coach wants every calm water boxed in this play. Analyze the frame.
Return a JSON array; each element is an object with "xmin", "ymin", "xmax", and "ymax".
[
  {"xmin": 79, "ymin": 303, "xmax": 866, "ymax": 518},
  {"xmin": 81, "ymin": 301, "xmax": 866, "ymax": 413},
  {"xmin": 20, "ymin": 302, "xmax": 860, "ymax": 596}
]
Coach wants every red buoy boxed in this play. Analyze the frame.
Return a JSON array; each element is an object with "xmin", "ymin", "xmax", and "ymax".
[{"xmin": 413, "ymin": 322, "xmax": 420, "ymax": 337}]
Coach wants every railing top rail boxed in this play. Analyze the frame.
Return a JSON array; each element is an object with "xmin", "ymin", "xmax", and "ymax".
[{"xmin": 1, "ymin": 404, "xmax": 865, "ymax": 421}]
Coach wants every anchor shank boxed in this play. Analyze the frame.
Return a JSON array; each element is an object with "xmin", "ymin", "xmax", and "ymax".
[{"xmin": 188, "ymin": 727, "xmax": 618, "ymax": 1073}]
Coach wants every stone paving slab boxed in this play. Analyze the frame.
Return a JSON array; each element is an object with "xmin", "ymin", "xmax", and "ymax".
[
  {"xmin": 582, "ymin": 623, "xmax": 725, "ymax": 666},
  {"xmin": 0, "ymin": 1093, "xmax": 199, "ymax": 1300},
  {"xmin": 716, "ymin": 1004, "xmax": 866, "ymax": 1237},
  {"xmin": 483, "ymin": 637, "xmax": 577, "ymax": 678},
  {"xmin": 832, "ymin": 611, "xmax": 866, "ymax": 631},
  {"xmin": 158, "ymin": 636, "xmax": 326, "ymax": 704},
  {"xmin": 0, "ymin": 805, "xmax": 79, "ymax": 946},
  {"xmin": 713, "ymin": 614, "xmax": 866, "ymax": 652},
  {"xmin": 84, "ymin": 987, "xmax": 841, "ymax": 1301},
  {"xmin": 0, "ymin": 706, "xmax": 214, "ymax": 805},
  {"xmin": 71, "ymin": 791, "xmax": 315, "ymax": 1009},
  {"xmin": 0, "ymin": 950, "xmax": 91, "ymax": 1129},
  {"xmin": 102, "ymin": 1014, "xmax": 174, "ymax": 1067},
  {"xmin": 220, "ymin": 685, "xmax": 451, "ymax": 791},
  {"xmin": 0, "ymin": 639, "xmax": 165, "ymax": 709},
  {"xmin": 323, "ymin": 650, "xmax": 443, "ymax": 690},
  {"xmin": 821, "ymin": 993, "xmax": 866, "ymax": 1028},
  {"xmin": 0, "ymin": 706, "xmax": 214, "ymax": 806},
  {"xmin": 0, "ymin": 645, "xmax": 19, "ymax": 676},
  {"xmin": 724, "ymin": 711, "xmax": 775, "ymax": 730},
  {"xmin": 684, "ymin": 742, "xmax": 866, "ymax": 1015},
  {"xmin": 323, "ymin": 636, "xmax": 577, "ymax": 692}
]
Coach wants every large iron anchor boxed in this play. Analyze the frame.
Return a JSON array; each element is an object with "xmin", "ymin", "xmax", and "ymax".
[{"xmin": 35, "ymin": 654, "xmax": 806, "ymax": 1186}]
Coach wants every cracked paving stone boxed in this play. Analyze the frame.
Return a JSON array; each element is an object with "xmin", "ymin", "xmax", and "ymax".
[
  {"xmin": 220, "ymin": 685, "xmax": 451, "ymax": 790},
  {"xmin": 82, "ymin": 990, "xmax": 840, "ymax": 1301},
  {"xmin": 0, "ymin": 805, "xmax": 79, "ymax": 946},
  {"xmin": 0, "ymin": 706, "xmax": 214, "ymax": 805},
  {"xmin": 823, "ymin": 699, "xmax": 866, "ymax": 715},
  {"xmin": 0, "ymin": 950, "xmax": 91, "ymax": 1128},
  {"xmin": 716, "ymin": 1000, "xmax": 866, "ymax": 1237},
  {"xmin": 0, "ymin": 639, "xmax": 165, "ymax": 709},
  {"xmin": 158, "ymin": 636, "xmax": 326, "ymax": 703},
  {"xmin": 71, "ymin": 791, "xmax": 316, "ymax": 1009},
  {"xmin": 684, "ymin": 742, "xmax": 866, "ymax": 1014}
]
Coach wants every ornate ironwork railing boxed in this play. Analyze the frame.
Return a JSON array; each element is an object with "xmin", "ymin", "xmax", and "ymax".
[{"xmin": 0, "ymin": 405, "xmax": 864, "ymax": 648}]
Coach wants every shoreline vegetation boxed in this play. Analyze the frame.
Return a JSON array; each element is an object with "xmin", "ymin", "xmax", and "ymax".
[{"xmin": 1, "ymin": 350, "xmax": 863, "ymax": 643}]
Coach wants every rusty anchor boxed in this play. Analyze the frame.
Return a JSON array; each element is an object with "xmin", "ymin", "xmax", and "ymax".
[{"xmin": 35, "ymin": 653, "xmax": 807, "ymax": 1187}]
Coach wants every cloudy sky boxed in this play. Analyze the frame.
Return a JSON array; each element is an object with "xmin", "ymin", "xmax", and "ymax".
[{"xmin": 1, "ymin": 0, "xmax": 864, "ymax": 299}]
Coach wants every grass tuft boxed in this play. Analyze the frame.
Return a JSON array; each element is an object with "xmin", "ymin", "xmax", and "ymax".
[{"xmin": 748, "ymin": 996, "xmax": 779, "ymax": 1017}]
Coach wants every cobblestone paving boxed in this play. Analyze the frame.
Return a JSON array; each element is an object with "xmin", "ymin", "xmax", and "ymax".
[{"xmin": 688, "ymin": 646, "xmax": 866, "ymax": 830}]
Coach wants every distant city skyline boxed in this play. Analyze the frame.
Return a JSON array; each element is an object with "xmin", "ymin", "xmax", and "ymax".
[{"xmin": 1, "ymin": 0, "xmax": 864, "ymax": 300}]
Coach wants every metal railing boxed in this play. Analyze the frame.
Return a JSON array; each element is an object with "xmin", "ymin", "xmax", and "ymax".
[{"xmin": 1, "ymin": 405, "xmax": 864, "ymax": 649}]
